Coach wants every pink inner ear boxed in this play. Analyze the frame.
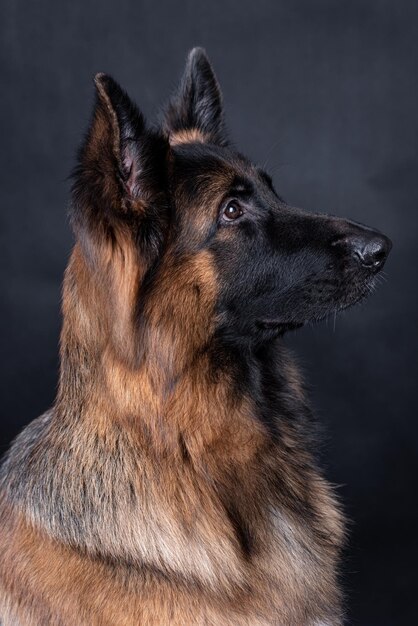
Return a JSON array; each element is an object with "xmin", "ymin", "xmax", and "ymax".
[{"xmin": 123, "ymin": 141, "xmax": 141, "ymax": 197}]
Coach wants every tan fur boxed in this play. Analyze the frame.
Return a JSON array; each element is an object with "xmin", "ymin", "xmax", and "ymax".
[
  {"xmin": 169, "ymin": 128, "xmax": 208, "ymax": 146},
  {"xmin": 0, "ymin": 507, "xmax": 267, "ymax": 626}
]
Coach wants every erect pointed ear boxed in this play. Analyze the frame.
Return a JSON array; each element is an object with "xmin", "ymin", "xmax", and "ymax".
[
  {"xmin": 162, "ymin": 47, "xmax": 227, "ymax": 146},
  {"xmin": 72, "ymin": 73, "xmax": 168, "ymax": 233}
]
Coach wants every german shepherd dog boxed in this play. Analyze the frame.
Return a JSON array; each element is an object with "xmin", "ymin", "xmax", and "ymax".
[{"xmin": 0, "ymin": 48, "xmax": 391, "ymax": 625}]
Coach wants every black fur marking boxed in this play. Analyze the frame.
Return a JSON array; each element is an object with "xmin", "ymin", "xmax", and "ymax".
[
  {"xmin": 225, "ymin": 501, "xmax": 254, "ymax": 560},
  {"xmin": 178, "ymin": 433, "xmax": 191, "ymax": 463}
]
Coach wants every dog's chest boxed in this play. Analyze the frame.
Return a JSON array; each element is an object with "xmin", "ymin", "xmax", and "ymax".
[{"xmin": 240, "ymin": 497, "xmax": 342, "ymax": 624}]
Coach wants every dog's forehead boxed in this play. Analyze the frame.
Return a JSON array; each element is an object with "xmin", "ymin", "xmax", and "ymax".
[{"xmin": 170, "ymin": 142, "xmax": 257, "ymax": 189}]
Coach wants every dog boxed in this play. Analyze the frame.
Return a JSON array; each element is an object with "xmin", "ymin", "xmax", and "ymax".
[{"xmin": 0, "ymin": 48, "xmax": 391, "ymax": 625}]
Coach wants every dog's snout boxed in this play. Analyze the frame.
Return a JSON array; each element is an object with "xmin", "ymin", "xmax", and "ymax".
[{"xmin": 332, "ymin": 220, "xmax": 392, "ymax": 271}]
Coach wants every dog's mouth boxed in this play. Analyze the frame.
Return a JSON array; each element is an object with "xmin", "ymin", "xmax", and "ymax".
[{"xmin": 256, "ymin": 273, "xmax": 380, "ymax": 336}]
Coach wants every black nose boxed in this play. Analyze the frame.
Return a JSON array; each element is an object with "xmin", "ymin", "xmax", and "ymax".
[
  {"xmin": 333, "ymin": 221, "xmax": 392, "ymax": 271},
  {"xmin": 348, "ymin": 233, "xmax": 392, "ymax": 269}
]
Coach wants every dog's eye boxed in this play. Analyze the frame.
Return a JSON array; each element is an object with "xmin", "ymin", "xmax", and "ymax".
[{"xmin": 222, "ymin": 202, "xmax": 243, "ymax": 222}]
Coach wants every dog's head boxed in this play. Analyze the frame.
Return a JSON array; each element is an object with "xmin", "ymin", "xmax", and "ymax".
[{"xmin": 71, "ymin": 48, "xmax": 391, "ymax": 361}]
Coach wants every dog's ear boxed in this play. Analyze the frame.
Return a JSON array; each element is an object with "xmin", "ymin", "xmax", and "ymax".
[
  {"xmin": 162, "ymin": 47, "xmax": 227, "ymax": 146},
  {"xmin": 72, "ymin": 74, "xmax": 168, "ymax": 256}
]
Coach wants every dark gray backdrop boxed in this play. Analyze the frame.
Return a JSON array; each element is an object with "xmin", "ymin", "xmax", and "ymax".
[{"xmin": 1, "ymin": 1, "xmax": 417, "ymax": 624}]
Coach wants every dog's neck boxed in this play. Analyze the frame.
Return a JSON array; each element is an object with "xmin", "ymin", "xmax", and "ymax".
[{"xmin": 55, "ymin": 244, "xmax": 268, "ymax": 462}]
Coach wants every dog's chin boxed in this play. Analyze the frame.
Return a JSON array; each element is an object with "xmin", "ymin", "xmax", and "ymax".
[{"xmin": 256, "ymin": 320, "xmax": 304, "ymax": 336}]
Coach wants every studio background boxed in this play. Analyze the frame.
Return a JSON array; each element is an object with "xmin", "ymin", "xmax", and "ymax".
[{"xmin": 1, "ymin": 1, "xmax": 417, "ymax": 624}]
